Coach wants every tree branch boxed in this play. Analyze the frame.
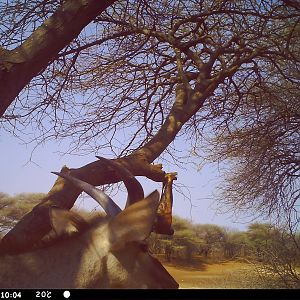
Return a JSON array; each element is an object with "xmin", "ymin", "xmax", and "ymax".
[{"xmin": 0, "ymin": 0, "xmax": 115, "ymax": 117}]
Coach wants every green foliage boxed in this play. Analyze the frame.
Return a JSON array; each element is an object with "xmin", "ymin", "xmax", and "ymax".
[
  {"xmin": 172, "ymin": 216, "xmax": 193, "ymax": 232},
  {"xmin": 223, "ymin": 230, "xmax": 250, "ymax": 258},
  {"xmin": 148, "ymin": 216, "xmax": 201, "ymax": 262},
  {"xmin": 149, "ymin": 216, "xmax": 228, "ymax": 263},
  {"xmin": 247, "ymin": 223, "xmax": 274, "ymax": 257},
  {"xmin": 245, "ymin": 223, "xmax": 300, "ymax": 288},
  {"xmin": 245, "ymin": 223, "xmax": 297, "ymax": 260},
  {"xmin": 149, "ymin": 215, "xmax": 300, "ymax": 285},
  {"xmin": 194, "ymin": 224, "xmax": 226, "ymax": 257}
]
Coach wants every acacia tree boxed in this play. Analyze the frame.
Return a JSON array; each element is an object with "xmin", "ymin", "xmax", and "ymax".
[
  {"xmin": 208, "ymin": 75, "xmax": 300, "ymax": 226},
  {"xmin": 0, "ymin": 0, "xmax": 299, "ymax": 254},
  {"xmin": 247, "ymin": 223, "xmax": 300, "ymax": 288}
]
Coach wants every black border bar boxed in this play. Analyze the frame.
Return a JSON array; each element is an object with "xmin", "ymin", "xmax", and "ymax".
[{"xmin": 1, "ymin": 289, "xmax": 300, "ymax": 300}]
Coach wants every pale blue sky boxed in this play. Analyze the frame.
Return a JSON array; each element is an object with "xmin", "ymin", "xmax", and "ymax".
[{"xmin": 0, "ymin": 128, "xmax": 257, "ymax": 230}]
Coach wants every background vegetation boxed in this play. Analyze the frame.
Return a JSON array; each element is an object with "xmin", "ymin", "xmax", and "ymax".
[
  {"xmin": 150, "ymin": 216, "xmax": 300, "ymax": 288},
  {"xmin": 1, "ymin": 192, "xmax": 299, "ymax": 288}
]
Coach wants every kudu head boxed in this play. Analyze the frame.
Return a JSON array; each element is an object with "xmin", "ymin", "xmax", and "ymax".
[{"xmin": 0, "ymin": 161, "xmax": 178, "ymax": 289}]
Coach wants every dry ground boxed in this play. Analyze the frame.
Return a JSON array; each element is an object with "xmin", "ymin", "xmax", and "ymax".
[{"xmin": 162, "ymin": 260, "xmax": 278, "ymax": 288}]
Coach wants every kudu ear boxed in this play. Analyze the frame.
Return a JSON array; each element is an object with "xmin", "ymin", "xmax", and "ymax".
[
  {"xmin": 108, "ymin": 190, "xmax": 160, "ymax": 250},
  {"xmin": 49, "ymin": 208, "xmax": 88, "ymax": 236}
]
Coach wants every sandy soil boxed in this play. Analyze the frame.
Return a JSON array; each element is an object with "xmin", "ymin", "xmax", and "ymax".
[{"xmin": 163, "ymin": 260, "xmax": 274, "ymax": 288}]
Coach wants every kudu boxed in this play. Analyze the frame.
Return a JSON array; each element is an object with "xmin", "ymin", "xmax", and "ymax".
[{"xmin": 0, "ymin": 160, "xmax": 178, "ymax": 289}]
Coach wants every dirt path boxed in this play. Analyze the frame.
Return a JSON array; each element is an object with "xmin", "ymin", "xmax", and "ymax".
[{"xmin": 163, "ymin": 261, "xmax": 267, "ymax": 288}]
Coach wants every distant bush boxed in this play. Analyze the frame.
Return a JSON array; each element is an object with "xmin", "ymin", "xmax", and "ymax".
[
  {"xmin": 0, "ymin": 192, "xmax": 106, "ymax": 236},
  {"xmin": 0, "ymin": 192, "xmax": 46, "ymax": 234},
  {"xmin": 149, "ymin": 216, "xmax": 300, "ymax": 288}
]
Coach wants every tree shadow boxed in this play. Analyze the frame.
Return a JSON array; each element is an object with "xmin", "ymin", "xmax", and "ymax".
[{"xmin": 159, "ymin": 255, "xmax": 209, "ymax": 272}]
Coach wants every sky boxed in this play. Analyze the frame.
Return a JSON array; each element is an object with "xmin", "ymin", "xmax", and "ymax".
[
  {"xmin": 0, "ymin": 1, "xmax": 274, "ymax": 232},
  {"xmin": 0, "ymin": 126, "xmax": 260, "ymax": 231}
]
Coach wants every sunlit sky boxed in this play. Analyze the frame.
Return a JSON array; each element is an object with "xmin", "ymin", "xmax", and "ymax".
[{"xmin": 0, "ymin": 128, "xmax": 263, "ymax": 231}]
